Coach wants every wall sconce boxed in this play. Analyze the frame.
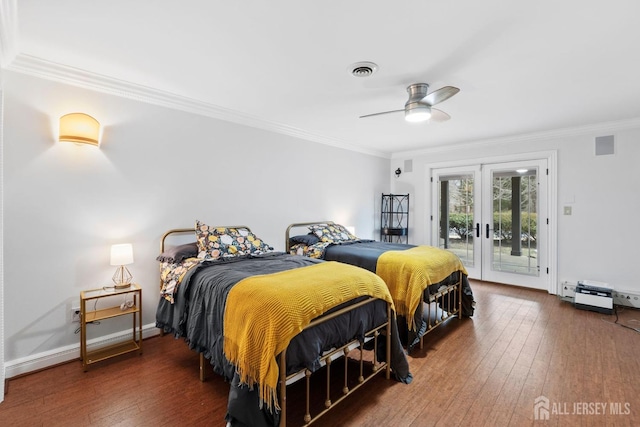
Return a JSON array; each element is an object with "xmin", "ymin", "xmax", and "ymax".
[
  {"xmin": 110, "ymin": 243, "xmax": 134, "ymax": 289},
  {"xmin": 395, "ymin": 168, "xmax": 402, "ymax": 177},
  {"xmin": 59, "ymin": 113, "xmax": 100, "ymax": 146}
]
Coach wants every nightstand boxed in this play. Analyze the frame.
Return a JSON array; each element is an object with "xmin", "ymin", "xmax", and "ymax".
[{"xmin": 80, "ymin": 283, "xmax": 142, "ymax": 371}]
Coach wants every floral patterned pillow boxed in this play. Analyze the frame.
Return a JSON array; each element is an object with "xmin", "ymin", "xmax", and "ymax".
[
  {"xmin": 195, "ymin": 221, "xmax": 273, "ymax": 259},
  {"xmin": 160, "ymin": 258, "xmax": 201, "ymax": 303},
  {"xmin": 289, "ymin": 242, "xmax": 331, "ymax": 259},
  {"xmin": 221, "ymin": 227, "xmax": 274, "ymax": 255},
  {"xmin": 195, "ymin": 221, "xmax": 230, "ymax": 260},
  {"xmin": 308, "ymin": 223, "xmax": 357, "ymax": 243}
]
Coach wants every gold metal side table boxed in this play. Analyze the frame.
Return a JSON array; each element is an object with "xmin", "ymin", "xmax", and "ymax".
[{"xmin": 80, "ymin": 283, "xmax": 142, "ymax": 371}]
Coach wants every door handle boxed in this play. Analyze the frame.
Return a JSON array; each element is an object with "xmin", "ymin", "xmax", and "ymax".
[
  {"xmin": 476, "ymin": 223, "xmax": 480, "ymax": 238},
  {"xmin": 486, "ymin": 223, "xmax": 490, "ymax": 239}
]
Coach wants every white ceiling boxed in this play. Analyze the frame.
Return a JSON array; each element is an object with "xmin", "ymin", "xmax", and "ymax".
[{"xmin": 2, "ymin": 0, "xmax": 640, "ymax": 157}]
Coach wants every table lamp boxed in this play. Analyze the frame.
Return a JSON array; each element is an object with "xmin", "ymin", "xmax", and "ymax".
[{"xmin": 111, "ymin": 243, "xmax": 134, "ymax": 289}]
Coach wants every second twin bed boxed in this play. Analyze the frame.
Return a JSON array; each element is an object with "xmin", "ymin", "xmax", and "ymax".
[{"xmin": 286, "ymin": 221, "xmax": 475, "ymax": 350}]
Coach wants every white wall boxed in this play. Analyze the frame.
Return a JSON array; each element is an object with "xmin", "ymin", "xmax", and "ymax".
[
  {"xmin": 390, "ymin": 127, "xmax": 640, "ymax": 294},
  {"xmin": 6, "ymin": 68, "xmax": 637, "ymax": 376},
  {"xmin": 2, "ymin": 71, "xmax": 390, "ymax": 371},
  {"xmin": 0, "ymin": 67, "xmax": 6, "ymax": 399}
]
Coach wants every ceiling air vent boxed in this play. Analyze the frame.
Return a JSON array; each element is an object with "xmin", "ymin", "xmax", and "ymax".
[{"xmin": 348, "ymin": 61, "xmax": 378, "ymax": 77}]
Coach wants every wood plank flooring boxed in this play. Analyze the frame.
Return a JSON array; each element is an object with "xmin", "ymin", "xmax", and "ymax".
[{"xmin": 2, "ymin": 280, "xmax": 640, "ymax": 426}]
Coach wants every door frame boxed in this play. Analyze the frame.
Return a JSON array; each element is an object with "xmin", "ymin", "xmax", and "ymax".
[
  {"xmin": 431, "ymin": 165, "xmax": 482, "ymax": 279},
  {"xmin": 480, "ymin": 158, "xmax": 548, "ymax": 289},
  {"xmin": 0, "ymin": 82, "xmax": 5, "ymax": 400},
  {"xmin": 425, "ymin": 150, "xmax": 558, "ymax": 294}
]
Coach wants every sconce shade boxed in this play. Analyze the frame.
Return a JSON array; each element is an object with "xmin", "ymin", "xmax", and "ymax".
[
  {"xmin": 59, "ymin": 113, "xmax": 100, "ymax": 146},
  {"xmin": 110, "ymin": 243, "xmax": 134, "ymax": 266}
]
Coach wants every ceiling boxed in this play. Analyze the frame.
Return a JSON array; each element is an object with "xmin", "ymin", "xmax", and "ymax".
[{"xmin": 2, "ymin": 0, "xmax": 640, "ymax": 157}]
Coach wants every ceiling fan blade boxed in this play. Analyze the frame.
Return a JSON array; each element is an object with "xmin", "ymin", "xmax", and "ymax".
[
  {"xmin": 430, "ymin": 108, "xmax": 451, "ymax": 122},
  {"xmin": 359, "ymin": 109, "xmax": 404, "ymax": 119},
  {"xmin": 422, "ymin": 86, "xmax": 460, "ymax": 107}
]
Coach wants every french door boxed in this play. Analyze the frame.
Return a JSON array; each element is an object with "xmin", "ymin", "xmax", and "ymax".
[{"xmin": 432, "ymin": 159, "xmax": 549, "ymax": 290}]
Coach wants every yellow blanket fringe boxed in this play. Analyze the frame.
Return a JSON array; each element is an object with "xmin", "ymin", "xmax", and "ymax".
[
  {"xmin": 376, "ymin": 246, "xmax": 468, "ymax": 331},
  {"xmin": 223, "ymin": 261, "xmax": 393, "ymax": 411}
]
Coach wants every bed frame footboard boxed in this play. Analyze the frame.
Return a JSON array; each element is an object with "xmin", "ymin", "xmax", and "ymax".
[
  {"xmin": 279, "ymin": 299, "xmax": 392, "ymax": 426},
  {"xmin": 417, "ymin": 273, "xmax": 463, "ymax": 350},
  {"xmin": 199, "ymin": 298, "xmax": 392, "ymax": 426}
]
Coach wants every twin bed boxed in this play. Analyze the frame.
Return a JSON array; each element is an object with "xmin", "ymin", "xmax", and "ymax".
[
  {"xmin": 286, "ymin": 222, "xmax": 475, "ymax": 350},
  {"xmin": 155, "ymin": 222, "xmax": 411, "ymax": 427}
]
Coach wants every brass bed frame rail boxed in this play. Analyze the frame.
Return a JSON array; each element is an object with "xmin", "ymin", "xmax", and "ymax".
[
  {"xmin": 417, "ymin": 275, "xmax": 462, "ymax": 349},
  {"xmin": 279, "ymin": 298, "xmax": 391, "ymax": 426},
  {"xmin": 285, "ymin": 221, "xmax": 463, "ymax": 352},
  {"xmin": 160, "ymin": 227, "xmax": 392, "ymax": 427}
]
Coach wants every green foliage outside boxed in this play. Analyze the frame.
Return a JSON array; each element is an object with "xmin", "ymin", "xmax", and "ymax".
[
  {"xmin": 493, "ymin": 211, "xmax": 537, "ymax": 241},
  {"xmin": 447, "ymin": 211, "xmax": 537, "ymax": 241},
  {"xmin": 448, "ymin": 213, "xmax": 474, "ymax": 239}
]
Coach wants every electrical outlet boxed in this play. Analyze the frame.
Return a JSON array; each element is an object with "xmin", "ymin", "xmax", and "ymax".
[
  {"xmin": 560, "ymin": 281, "xmax": 576, "ymax": 299},
  {"xmin": 71, "ymin": 308, "xmax": 81, "ymax": 323}
]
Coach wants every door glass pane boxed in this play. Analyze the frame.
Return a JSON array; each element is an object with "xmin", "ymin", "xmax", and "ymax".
[
  {"xmin": 491, "ymin": 168, "xmax": 539, "ymax": 276},
  {"xmin": 438, "ymin": 174, "xmax": 474, "ymax": 267}
]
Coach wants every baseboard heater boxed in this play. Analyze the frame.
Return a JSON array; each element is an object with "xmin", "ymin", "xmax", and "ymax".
[{"xmin": 574, "ymin": 280, "xmax": 613, "ymax": 315}]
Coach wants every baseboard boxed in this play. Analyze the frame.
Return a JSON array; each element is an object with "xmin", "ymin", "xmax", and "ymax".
[
  {"xmin": 612, "ymin": 289, "xmax": 640, "ymax": 309},
  {"xmin": 5, "ymin": 323, "xmax": 161, "ymax": 379}
]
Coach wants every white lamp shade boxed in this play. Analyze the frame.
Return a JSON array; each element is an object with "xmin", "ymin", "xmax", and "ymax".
[
  {"xmin": 59, "ymin": 113, "xmax": 100, "ymax": 146},
  {"xmin": 110, "ymin": 243, "xmax": 134, "ymax": 266}
]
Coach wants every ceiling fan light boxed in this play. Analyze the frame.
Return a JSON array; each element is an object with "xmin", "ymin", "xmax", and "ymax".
[{"xmin": 405, "ymin": 105, "xmax": 432, "ymax": 122}]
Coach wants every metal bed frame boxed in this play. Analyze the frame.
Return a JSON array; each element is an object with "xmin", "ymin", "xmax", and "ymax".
[
  {"xmin": 159, "ymin": 227, "xmax": 392, "ymax": 426},
  {"xmin": 285, "ymin": 221, "xmax": 463, "ymax": 351}
]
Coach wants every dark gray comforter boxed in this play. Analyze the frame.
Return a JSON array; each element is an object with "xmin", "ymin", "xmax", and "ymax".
[
  {"xmin": 155, "ymin": 252, "xmax": 411, "ymax": 427},
  {"xmin": 322, "ymin": 240, "xmax": 476, "ymax": 348}
]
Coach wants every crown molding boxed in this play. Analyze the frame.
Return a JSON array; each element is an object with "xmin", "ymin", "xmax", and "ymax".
[
  {"xmin": 6, "ymin": 53, "xmax": 390, "ymax": 159},
  {"xmin": 0, "ymin": 0, "xmax": 18, "ymax": 67},
  {"xmin": 391, "ymin": 117, "xmax": 640, "ymax": 159},
  {"xmin": 6, "ymin": 50, "xmax": 639, "ymax": 161}
]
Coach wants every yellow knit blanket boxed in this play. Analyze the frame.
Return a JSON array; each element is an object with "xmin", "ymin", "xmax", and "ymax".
[
  {"xmin": 376, "ymin": 246, "xmax": 468, "ymax": 330},
  {"xmin": 223, "ymin": 261, "xmax": 393, "ymax": 411}
]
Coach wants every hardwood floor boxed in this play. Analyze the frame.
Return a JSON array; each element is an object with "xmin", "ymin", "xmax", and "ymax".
[{"xmin": 2, "ymin": 280, "xmax": 639, "ymax": 426}]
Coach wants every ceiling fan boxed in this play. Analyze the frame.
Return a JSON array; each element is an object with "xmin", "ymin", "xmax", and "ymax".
[{"xmin": 360, "ymin": 83, "xmax": 459, "ymax": 123}]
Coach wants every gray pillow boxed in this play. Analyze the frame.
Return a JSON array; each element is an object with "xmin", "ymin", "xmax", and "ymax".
[
  {"xmin": 289, "ymin": 234, "xmax": 321, "ymax": 246},
  {"xmin": 156, "ymin": 242, "xmax": 199, "ymax": 263}
]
